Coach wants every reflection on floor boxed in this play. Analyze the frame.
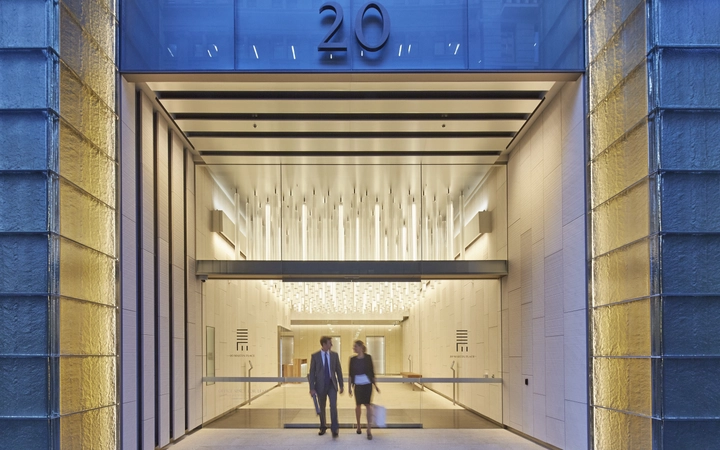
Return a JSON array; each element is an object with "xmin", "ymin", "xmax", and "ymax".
[{"xmin": 205, "ymin": 382, "xmax": 499, "ymax": 429}]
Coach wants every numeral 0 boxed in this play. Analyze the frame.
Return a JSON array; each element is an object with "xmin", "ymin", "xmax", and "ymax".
[{"xmin": 318, "ymin": 2, "xmax": 391, "ymax": 52}]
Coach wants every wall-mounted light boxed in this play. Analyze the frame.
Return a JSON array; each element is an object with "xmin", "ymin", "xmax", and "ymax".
[
  {"xmin": 211, "ymin": 209, "xmax": 236, "ymax": 247},
  {"xmin": 463, "ymin": 210, "xmax": 492, "ymax": 248}
]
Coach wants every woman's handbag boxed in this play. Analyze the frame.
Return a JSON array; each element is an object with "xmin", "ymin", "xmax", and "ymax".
[{"xmin": 372, "ymin": 404, "xmax": 387, "ymax": 427}]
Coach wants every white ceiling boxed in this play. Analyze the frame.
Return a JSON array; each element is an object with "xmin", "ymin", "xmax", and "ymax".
[{"xmin": 140, "ymin": 73, "xmax": 562, "ymax": 204}]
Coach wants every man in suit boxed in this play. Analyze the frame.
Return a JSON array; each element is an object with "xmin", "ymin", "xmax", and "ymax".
[{"xmin": 308, "ymin": 336, "xmax": 344, "ymax": 437}]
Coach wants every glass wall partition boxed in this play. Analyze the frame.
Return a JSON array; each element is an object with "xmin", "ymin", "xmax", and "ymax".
[
  {"xmin": 198, "ymin": 164, "xmax": 507, "ymax": 262},
  {"xmin": 202, "ymin": 277, "xmax": 503, "ymax": 429}
]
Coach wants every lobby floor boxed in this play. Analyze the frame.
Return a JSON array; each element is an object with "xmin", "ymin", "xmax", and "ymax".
[
  {"xmin": 167, "ymin": 383, "xmax": 550, "ymax": 449},
  {"xmin": 205, "ymin": 382, "xmax": 497, "ymax": 429},
  {"xmin": 167, "ymin": 428, "xmax": 548, "ymax": 449}
]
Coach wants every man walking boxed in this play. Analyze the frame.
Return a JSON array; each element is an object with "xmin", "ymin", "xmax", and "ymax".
[{"xmin": 308, "ymin": 336, "xmax": 344, "ymax": 437}]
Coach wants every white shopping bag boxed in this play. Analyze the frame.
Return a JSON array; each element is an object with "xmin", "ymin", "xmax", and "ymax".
[{"xmin": 373, "ymin": 404, "xmax": 387, "ymax": 428}]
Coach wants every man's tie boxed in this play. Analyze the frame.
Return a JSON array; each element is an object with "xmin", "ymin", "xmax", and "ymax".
[{"xmin": 324, "ymin": 352, "xmax": 331, "ymax": 383}]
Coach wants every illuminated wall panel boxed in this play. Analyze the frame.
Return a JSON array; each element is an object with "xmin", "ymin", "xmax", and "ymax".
[
  {"xmin": 591, "ymin": 0, "xmax": 720, "ymax": 447},
  {"xmin": 588, "ymin": 0, "xmax": 651, "ymax": 448},
  {"xmin": 57, "ymin": 0, "xmax": 118, "ymax": 448}
]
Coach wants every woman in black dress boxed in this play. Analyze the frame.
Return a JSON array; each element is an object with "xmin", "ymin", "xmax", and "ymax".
[{"xmin": 348, "ymin": 340, "xmax": 380, "ymax": 439}]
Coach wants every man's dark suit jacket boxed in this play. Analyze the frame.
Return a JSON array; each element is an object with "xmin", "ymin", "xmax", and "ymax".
[{"xmin": 308, "ymin": 350, "xmax": 344, "ymax": 392}]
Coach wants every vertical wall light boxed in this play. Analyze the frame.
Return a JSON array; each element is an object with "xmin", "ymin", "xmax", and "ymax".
[
  {"xmin": 265, "ymin": 198, "xmax": 271, "ymax": 259},
  {"xmin": 301, "ymin": 200, "xmax": 307, "ymax": 260},
  {"xmin": 338, "ymin": 200, "xmax": 344, "ymax": 260},
  {"xmin": 374, "ymin": 200, "xmax": 380, "ymax": 260},
  {"xmin": 411, "ymin": 199, "xmax": 417, "ymax": 260},
  {"xmin": 447, "ymin": 191, "xmax": 454, "ymax": 260}
]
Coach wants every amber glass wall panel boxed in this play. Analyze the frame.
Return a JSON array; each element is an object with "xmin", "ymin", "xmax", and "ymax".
[
  {"xmin": 57, "ymin": 0, "xmax": 117, "ymax": 443},
  {"xmin": 58, "ymin": 238, "xmax": 115, "ymax": 305},
  {"xmin": 59, "ymin": 356, "xmax": 116, "ymax": 413},
  {"xmin": 588, "ymin": 2, "xmax": 646, "ymax": 110},
  {"xmin": 592, "ymin": 238, "xmax": 650, "ymax": 307},
  {"xmin": 589, "ymin": 0, "xmax": 652, "ymax": 446},
  {"xmin": 59, "ymin": 297, "xmax": 116, "ymax": 355},
  {"xmin": 593, "ymin": 298, "xmax": 651, "ymax": 356},
  {"xmin": 592, "ymin": 180, "xmax": 649, "ymax": 256},
  {"xmin": 594, "ymin": 407, "xmax": 652, "ymax": 450},
  {"xmin": 593, "ymin": 357, "xmax": 652, "ymax": 415},
  {"xmin": 59, "ymin": 179, "xmax": 115, "ymax": 256},
  {"xmin": 59, "ymin": 121, "xmax": 115, "ymax": 205},
  {"xmin": 591, "ymin": 120, "xmax": 648, "ymax": 208},
  {"xmin": 589, "ymin": 65, "xmax": 648, "ymax": 158},
  {"xmin": 59, "ymin": 403, "xmax": 116, "ymax": 448}
]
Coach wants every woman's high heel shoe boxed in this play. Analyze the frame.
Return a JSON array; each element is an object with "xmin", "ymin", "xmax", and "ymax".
[{"xmin": 356, "ymin": 427, "xmax": 362, "ymax": 434}]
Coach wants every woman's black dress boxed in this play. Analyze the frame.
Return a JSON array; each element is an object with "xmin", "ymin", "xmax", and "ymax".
[{"xmin": 349, "ymin": 354, "xmax": 376, "ymax": 405}]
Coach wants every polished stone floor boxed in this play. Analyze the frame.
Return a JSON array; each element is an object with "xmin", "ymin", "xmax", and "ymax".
[
  {"xmin": 205, "ymin": 383, "xmax": 496, "ymax": 429},
  {"xmin": 168, "ymin": 428, "xmax": 547, "ymax": 449},
  {"xmin": 167, "ymin": 383, "xmax": 549, "ymax": 449}
]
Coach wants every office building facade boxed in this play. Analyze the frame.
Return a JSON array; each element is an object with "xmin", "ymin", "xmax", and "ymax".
[{"xmin": 0, "ymin": 0, "xmax": 718, "ymax": 448}]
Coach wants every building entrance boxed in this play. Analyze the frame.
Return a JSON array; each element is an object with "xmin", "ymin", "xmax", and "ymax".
[{"xmin": 200, "ymin": 278, "xmax": 503, "ymax": 430}]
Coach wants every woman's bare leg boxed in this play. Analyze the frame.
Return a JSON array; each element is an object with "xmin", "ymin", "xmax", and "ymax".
[
  {"xmin": 355, "ymin": 405, "xmax": 362, "ymax": 431},
  {"xmin": 366, "ymin": 404, "xmax": 373, "ymax": 435}
]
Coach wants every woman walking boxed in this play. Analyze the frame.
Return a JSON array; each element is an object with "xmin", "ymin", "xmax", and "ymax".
[{"xmin": 348, "ymin": 340, "xmax": 380, "ymax": 440}]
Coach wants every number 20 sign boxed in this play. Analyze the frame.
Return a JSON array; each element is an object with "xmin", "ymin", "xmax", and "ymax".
[{"xmin": 318, "ymin": 2, "xmax": 391, "ymax": 52}]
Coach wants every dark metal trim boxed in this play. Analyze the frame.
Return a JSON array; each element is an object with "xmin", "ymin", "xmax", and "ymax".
[
  {"xmin": 195, "ymin": 260, "xmax": 507, "ymax": 281},
  {"xmin": 172, "ymin": 112, "xmax": 532, "ymax": 121},
  {"xmin": 186, "ymin": 131, "xmax": 516, "ymax": 139},
  {"xmin": 199, "ymin": 150, "xmax": 503, "ymax": 157},
  {"xmin": 157, "ymin": 90, "xmax": 546, "ymax": 100}
]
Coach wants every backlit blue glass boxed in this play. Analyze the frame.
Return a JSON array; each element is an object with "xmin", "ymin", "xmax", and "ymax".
[{"xmin": 120, "ymin": 0, "xmax": 583, "ymax": 72}]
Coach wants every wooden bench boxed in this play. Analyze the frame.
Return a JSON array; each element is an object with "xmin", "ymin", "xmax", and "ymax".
[{"xmin": 400, "ymin": 372, "xmax": 423, "ymax": 390}]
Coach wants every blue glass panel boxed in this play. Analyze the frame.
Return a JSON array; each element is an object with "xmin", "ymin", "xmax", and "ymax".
[
  {"xmin": 662, "ymin": 420, "xmax": 720, "ymax": 449},
  {"xmin": 0, "ymin": 419, "xmax": 51, "ymax": 449},
  {"xmin": 468, "ymin": 0, "xmax": 582, "ymax": 70},
  {"xmin": 0, "ymin": 357, "xmax": 49, "ymax": 415},
  {"xmin": 663, "ymin": 358, "xmax": 720, "ymax": 418},
  {"xmin": 661, "ymin": 173, "xmax": 720, "ymax": 233},
  {"xmin": 663, "ymin": 296, "xmax": 720, "ymax": 356},
  {"xmin": 657, "ymin": 0, "xmax": 720, "ymax": 46},
  {"xmin": 661, "ymin": 235, "xmax": 720, "ymax": 295},
  {"xmin": 236, "ymin": 1, "xmax": 467, "ymax": 71},
  {"xmin": 120, "ymin": 0, "xmax": 584, "ymax": 72}
]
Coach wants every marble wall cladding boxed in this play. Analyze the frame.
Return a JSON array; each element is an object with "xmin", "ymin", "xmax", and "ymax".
[{"xmin": 503, "ymin": 78, "xmax": 588, "ymax": 448}]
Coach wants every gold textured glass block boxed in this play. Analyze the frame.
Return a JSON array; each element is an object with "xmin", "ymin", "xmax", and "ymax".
[
  {"xmin": 59, "ymin": 121, "xmax": 116, "ymax": 205},
  {"xmin": 588, "ymin": 0, "xmax": 645, "ymax": 66},
  {"xmin": 60, "ymin": 404, "xmax": 116, "ymax": 449},
  {"xmin": 593, "ymin": 357, "xmax": 651, "ymax": 415},
  {"xmin": 591, "ymin": 120, "xmax": 648, "ymax": 208},
  {"xmin": 59, "ymin": 237, "xmax": 116, "ymax": 305},
  {"xmin": 59, "ymin": 297, "xmax": 116, "ymax": 355},
  {"xmin": 60, "ymin": 179, "xmax": 115, "ymax": 256},
  {"xmin": 592, "ymin": 180, "xmax": 649, "ymax": 256},
  {"xmin": 593, "ymin": 406, "xmax": 652, "ymax": 450},
  {"xmin": 60, "ymin": 8, "xmax": 115, "ymax": 108},
  {"xmin": 60, "ymin": 356, "xmax": 116, "ymax": 414},
  {"xmin": 589, "ymin": 9, "xmax": 646, "ymax": 108},
  {"xmin": 60, "ymin": 65, "xmax": 115, "ymax": 154},
  {"xmin": 61, "ymin": 0, "xmax": 116, "ymax": 61},
  {"xmin": 592, "ymin": 238, "xmax": 650, "ymax": 306},
  {"xmin": 593, "ymin": 298, "xmax": 651, "ymax": 356},
  {"xmin": 590, "ymin": 65, "xmax": 648, "ymax": 157}
]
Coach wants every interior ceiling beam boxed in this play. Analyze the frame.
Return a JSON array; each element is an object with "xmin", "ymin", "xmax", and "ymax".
[
  {"xmin": 171, "ymin": 112, "xmax": 532, "ymax": 121},
  {"xmin": 155, "ymin": 90, "xmax": 547, "ymax": 100},
  {"xmin": 196, "ymin": 260, "xmax": 508, "ymax": 281}
]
